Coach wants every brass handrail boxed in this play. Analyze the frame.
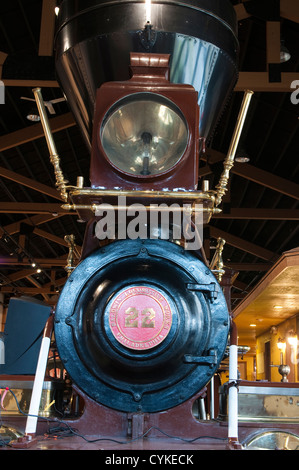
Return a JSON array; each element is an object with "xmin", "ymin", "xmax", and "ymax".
[
  {"xmin": 210, "ymin": 237, "xmax": 226, "ymax": 282},
  {"xmin": 33, "ymin": 87, "xmax": 69, "ymax": 202},
  {"xmin": 215, "ymin": 90, "xmax": 254, "ymax": 207}
]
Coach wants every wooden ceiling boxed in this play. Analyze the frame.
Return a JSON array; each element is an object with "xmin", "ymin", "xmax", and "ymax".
[
  {"xmin": 233, "ymin": 246, "xmax": 299, "ymax": 353},
  {"xmin": 0, "ymin": 1, "xmax": 298, "ymax": 316}
]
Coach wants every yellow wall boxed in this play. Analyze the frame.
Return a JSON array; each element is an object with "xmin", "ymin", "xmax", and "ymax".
[
  {"xmin": 256, "ymin": 317, "xmax": 298, "ymax": 382},
  {"xmin": 219, "ymin": 316, "xmax": 299, "ymax": 383},
  {"xmin": 219, "ymin": 355, "xmax": 255, "ymax": 384},
  {"xmin": 238, "ymin": 355, "xmax": 255, "ymax": 381}
]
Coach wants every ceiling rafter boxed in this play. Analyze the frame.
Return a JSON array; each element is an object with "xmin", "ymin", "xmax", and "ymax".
[
  {"xmin": 38, "ymin": 0, "xmax": 56, "ymax": 57},
  {"xmin": 0, "ymin": 286, "xmax": 59, "ymax": 295},
  {"xmin": 32, "ymin": 227, "xmax": 82, "ymax": 258},
  {"xmin": 26, "ymin": 274, "xmax": 50, "ymax": 302},
  {"xmin": 0, "ymin": 202, "xmax": 73, "ymax": 215},
  {"xmin": 0, "ymin": 112, "xmax": 76, "ymax": 152},
  {"xmin": 231, "ymin": 162, "xmax": 299, "ymax": 200},
  {"xmin": 214, "ymin": 208, "xmax": 299, "ymax": 220},
  {"xmin": 234, "ymin": 72, "xmax": 299, "ymax": 92},
  {"xmin": 1, "ymin": 203, "xmax": 299, "ymax": 221},
  {"xmin": 234, "ymin": 0, "xmax": 299, "ymax": 23},
  {"xmin": 209, "ymin": 226, "xmax": 278, "ymax": 261},
  {"xmin": 33, "ymin": 227, "xmax": 70, "ymax": 248},
  {"xmin": 1, "ymin": 214, "xmax": 67, "ymax": 238},
  {"xmin": 200, "ymin": 156, "xmax": 299, "ymax": 200},
  {"xmin": 0, "ymin": 256, "xmax": 271, "ymax": 272},
  {"xmin": 2, "ymin": 79, "xmax": 60, "ymax": 87},
  {"xmin": 225, "ymin": 262, "xmax": 271, "ymax": 271},
  {"xmin": 0, "ymin": 256, "xmax": 68, "ymax": 267},
  {"xmin": 3, "ymin": 73, "xmax": 299, "ymax": 92},
  {"xmin": 0, "ymin": 166, "xmax": 62, "ymax": 200},
  {"xmin": 0, "ymin": 51, "xmax": 8, "ymax": 78}
]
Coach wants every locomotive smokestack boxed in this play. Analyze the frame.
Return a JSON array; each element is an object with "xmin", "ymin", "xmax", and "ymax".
[{"xmin": 55, "ymin": 0, "xmax": 239, "ymax": 150}]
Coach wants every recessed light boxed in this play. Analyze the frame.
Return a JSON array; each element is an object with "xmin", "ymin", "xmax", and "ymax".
[
  {"xmin": 235, "ymin": 155, "xmax": 250, "ymax": 163},
  {"xmin": 250, "ymin": 324, "xmax": 256, "ymax": 327},
  {"xmin": 274, "ymin": 305, "xmax": 283, "ymax": 309},
  {"xmin": 26, "ymin": 109, "xmax": 41, "ymax": 122}
]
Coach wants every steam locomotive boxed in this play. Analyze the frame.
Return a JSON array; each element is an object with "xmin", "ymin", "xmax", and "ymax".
[
  {"xmin": 19, "ymin": 0, "xmax": 299, "ymax": 450},
  {"xmin": 2, "ymin": 0, "xmax": 299, "ymax": 451},
  {"xmin": 52, "ymin": 0, "xmax": 238, "ymax": 418}
]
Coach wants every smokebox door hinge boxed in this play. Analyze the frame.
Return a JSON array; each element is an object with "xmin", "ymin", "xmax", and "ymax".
[
  {"xmin": 184, "ymin": 349, "xmax": 217, "ymax": 367},
  {"xmin": 187, "ymin": 282, "xmax": 218, "ymax": 302}
]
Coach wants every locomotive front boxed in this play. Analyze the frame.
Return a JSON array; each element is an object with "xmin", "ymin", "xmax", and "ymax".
[{"xmin": 52, "ymin": 0, "xmax": 239, "ymax": 415}]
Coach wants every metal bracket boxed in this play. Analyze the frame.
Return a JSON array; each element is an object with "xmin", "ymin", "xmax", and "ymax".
[
  {"xmin": 227, "ymin": 379, "xmax": 240, "ymax": 391},
  {"xmin": 139, "ymin": 23, "xmax": 157, "ymax": 50},
  {"xmin": 187, "ymin": 282, "xmax": 218, "ymax": 302},
  {"xmin": 184, "ymin": 349, "xmax": 217, "ymax": 367}
]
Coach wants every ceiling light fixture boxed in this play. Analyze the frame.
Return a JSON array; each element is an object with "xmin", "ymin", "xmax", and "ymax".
[
  {"xmin": 280, "ymin": 40, "xmax": 291, "ymax": 63},
  {"xmin": 287, "ymin": 331, "xmax": 298, "ymax": 347},
  {"xmin": 26, "ymin": 108, "xmax": 41, "ymax": 122},
  {"xmin": 235, "ymin": 148, "xmax": 250, "ymax": 163},
  {"xmin": 277, "ymin": 338, "xmax": 286, "ymax": 351},
  {"xmin": 235, "ymin": 155, "xmax": 250, "ymax": 163}
]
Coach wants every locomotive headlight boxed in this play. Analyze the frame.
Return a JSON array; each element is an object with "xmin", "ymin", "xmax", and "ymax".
[{"xmin": 100, "ymin": 93, "xmax": 188, "ymax": 178}]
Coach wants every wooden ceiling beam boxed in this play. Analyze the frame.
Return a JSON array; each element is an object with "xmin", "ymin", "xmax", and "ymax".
[
  {"xmin": 231, "ymin": 162, "xmax": 299, "ymax": 200},
  {"xmin": 27, "ymin": 274, "xmax": 50, "ymax": 301},
  {"xmin": 0, "ymin": 286, "xmax": 58, "ymax": 295},
  {"xmin": 209, "ymin": 226, "xmax": 277, "ymax": 261},
  {"xmin": 39, "ymin": 0, "xmax": 56, "ymax": 57},
  {"xmin": 3, "ymin": 74, "xmax": 299, "ymax": 92},
  {"xmin": 0, "ymin": 256, "xmax": 68, "ymax": 267},
  {"xmin": 2, "ymin": 79, "xmax": 59, "ymax": 87},
  {"xmin": 33, "ymin": 227, "xmax": 69, "ymax": 248},
  {"xmin": 201, "ymin": 154, "xmax": 299, "ymax": 199},
  {"xmin": 234, "ymin": 0, "xmax": 299, "ymax": 23},
  {"xmin": 214, "ymin": 208, "xmax": 299, "ymax": 220},
  {"xmin": 234, "ymin": 3, "xmax": 250, "ymax": 21},
  {"xmin": 235, "ymin": 72, "xmax": 299, "ymax": 91},
  {"xmin": 0, "ymin": 51, "xmax": 8, "ymax": 79},
  {"xmin": 225, "ymin": 263, "xmax": 271, "ymax": 271},
  {"xmin": 3, "ymin": 269, "xmax": 35, "ymax": 284},
  {"xmin": 0, "ymin": 112, "xmax": 75, "ymax": 152},
  {"xmin": 266, "ymin": 21, "xmax": 281, "ymax": 66},
  {"xmin": 0, "ymin": 166, "xmax": 61, "ymax": 200},
  {"xmin": 2, "ymin": 214, "xmax": 66, "ymax": 237},
  {"xmin": 0, "ymin": 202, "xmax": 73, "ymax": 215},
  {"xmin": 281, "ymin": 0, "xmax": 299, "ymax": 23},
  {"xmin": 1, "ymin": 203, "xmax": 298, "ymax": 221}
]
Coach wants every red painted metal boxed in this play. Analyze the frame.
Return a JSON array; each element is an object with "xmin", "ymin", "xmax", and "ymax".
[
  {"xmin": 109, "ymin": 286, "xmax": 172, "ymax": 350},
  {"xmin": 90, "ymin": 53, "xmax": 199, "ymax": 191}
]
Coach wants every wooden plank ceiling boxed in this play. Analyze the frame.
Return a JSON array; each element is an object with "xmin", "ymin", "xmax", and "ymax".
[{"xmin": 0, "ymin": 0, "xmax": 298, "ymax": 310}]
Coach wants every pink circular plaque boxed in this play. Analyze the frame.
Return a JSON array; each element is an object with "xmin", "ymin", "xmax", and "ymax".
[{"xmin": 109, "ymin": 286, "xmax": 172, "ymax": 350}]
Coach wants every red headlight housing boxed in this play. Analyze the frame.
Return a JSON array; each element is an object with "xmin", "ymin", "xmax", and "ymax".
[{"xmin": 90, "ymin": 53, "xmax": 199, "ymax": 192}]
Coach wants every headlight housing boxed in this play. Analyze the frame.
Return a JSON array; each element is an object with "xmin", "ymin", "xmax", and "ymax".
[
  {"xmin": 90, "ymin": 53, "xmax": 199, "ymax": 192},
  {"xmin": 100, "ymin": 93, "xmax": 188, "ymax": 178}
]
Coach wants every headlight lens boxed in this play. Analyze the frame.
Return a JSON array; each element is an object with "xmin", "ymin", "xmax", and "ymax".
[{"xmin": 100, "ymin": 93, "xmax": 188, "ymax": 177}]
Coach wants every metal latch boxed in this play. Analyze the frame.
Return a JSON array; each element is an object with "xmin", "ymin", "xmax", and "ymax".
[
  {"xmin": 184, "ymin": 349, "xmax": 217, "ymax": 368},
  {"xmin": 186, "ymin": 282, "xmax": 218, "ymax": 302}
]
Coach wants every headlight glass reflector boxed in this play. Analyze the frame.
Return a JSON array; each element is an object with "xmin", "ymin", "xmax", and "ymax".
[{"xmin": 100, "ymin": 93, "xmax": 188, "ymax": 177}]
